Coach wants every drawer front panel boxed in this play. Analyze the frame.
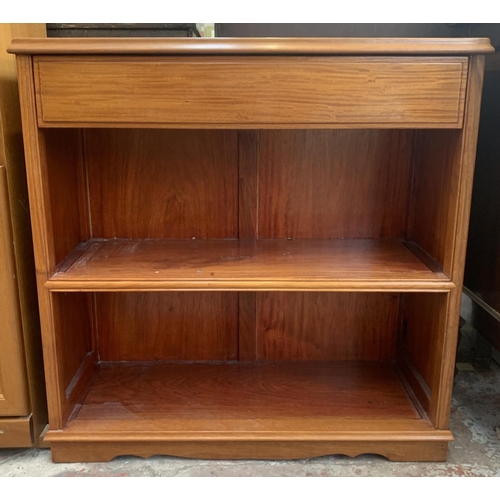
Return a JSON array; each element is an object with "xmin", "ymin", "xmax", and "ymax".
[{"xmin": 34, "ymin": 56, "xmax": 468, "ymax": 128}]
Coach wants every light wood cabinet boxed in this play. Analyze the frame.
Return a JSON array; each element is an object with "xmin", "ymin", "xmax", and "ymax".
[
  {"xmin": 9, "ymin": 37, "xmax": 492, "ymax": 462},
  {"xmin": 0, "ymin": 165, "xmax": 29, "ymax": 417},
  {"xmin": 0, "ymin": 24, "xmax": 47, "ymax": 447}
]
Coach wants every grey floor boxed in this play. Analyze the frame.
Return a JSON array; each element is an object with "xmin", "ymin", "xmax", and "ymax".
[{"xmin": 1, "ymin": 361, "xmax": 499, "ymax": 476}]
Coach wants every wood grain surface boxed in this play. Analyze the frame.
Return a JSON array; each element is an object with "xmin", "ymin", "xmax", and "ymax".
[
  {"xmin": 12, "ymin": 37, "xmax": 488, "ymax": 462},
  {"xmin": 48, "ymin": 439, "xmax": 450, "ymax": 463},
  {"xmin": 0, "ymin": 416, "xmax": 32, "ymax": 447},
  {"xmin": 405, "ymin": 56, "xmax": 486, "ymax": 429},
  {"xmin": 97, "ymin": 293, "xmax": 238, "ymax": 362},
  {"xmin": 403, "ymin": 294, "xmax": 448, "ymax": 397},
  {"xmin": 70, "ymin": 361, "xmax": 421, "ymax": 422},
  {"xmin": 16, "ymin": 54, "xmax": 71, "ymax": 429},
  {"xmin": 258, "ymin": 130, "xmax": 413, "ymax": 238},
  {"xmin": 256, "ymin": 293, "xmax": 400, "ymax": 361},
  {"xmin": 238, "ymin": 131, "xmax": 258, "ymax": 239},
  {"xmin": 51, "ymin": 293, "xmax": 91, "ymax": 401},
  {"xmin": 433, "ymin": 56, "xmax": 487, "ymax": 429},
  {"xmin": 46, "ymin": 238, "xmax": 452, "ymax": 292},
  {"xmin": 0, "ymin": 166, "xmax": 29, "ymax": 416},
  {"xmin": 85, "ymin": 129, "xmax": 238, "ymax": 239},
  {"xmin": 8, "ymin": 37, "xmax": 494, "ymax": 55},
  {"xmin": 43, "ymin": 129, "xmax": 85, "ymax": 265},
  {"xmin": 0, "ymin": 24, "xmax": 47, "ymax": 443},
  {"xmin": 238, "ymin": 292, "xmax": 257, "ymax": 361},
  {"xmin": 409, "ymin": 129, "xmax": 462, "ymax": 275},
  {"xmin": 50, "ymin": 357, "xmax": 452, "ymax": 462},
  {"xmin": 61, "ymin": 416, "xmax": 439, "ymax": 436},
  {"xmin": 33, "ymin": 56, "xmax": 467, "ymax": 127}
]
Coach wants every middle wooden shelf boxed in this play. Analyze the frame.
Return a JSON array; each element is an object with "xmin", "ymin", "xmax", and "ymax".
[{"xmin": 45, "ymin": 238, "xmax": 453, "ymax": 292}]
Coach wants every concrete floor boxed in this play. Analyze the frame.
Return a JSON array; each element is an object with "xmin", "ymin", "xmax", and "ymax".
[{"xmin": 1, "ymin": 362, "xmax": 499, "ymax": 477}]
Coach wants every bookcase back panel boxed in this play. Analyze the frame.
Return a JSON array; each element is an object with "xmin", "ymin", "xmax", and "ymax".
[
  {"xmin": 94, "ymin": 292, "xmax": 400, "ymax": 363},
  {"xmin": 85, "ymin": 129, "xmax": 239, "ymax": 239},
  {"xmin": 255, "ymin": 292, "xmax": 400, "ymax": 361},
  {"xmin": 257, "ymin": 130, "xmax": 414, "ymax": 239},
  {"xmin": 97, "ymin": 292, "xmax": 238, "ymax": 361}
]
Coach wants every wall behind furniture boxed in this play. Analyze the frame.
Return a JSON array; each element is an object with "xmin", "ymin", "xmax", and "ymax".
[{"xmin": 214, "ymin": 23, "xmax": 457, "ymax": 37}]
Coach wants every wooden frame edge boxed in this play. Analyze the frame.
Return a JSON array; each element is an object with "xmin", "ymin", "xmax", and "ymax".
[{"xmin": 49, "ymin": 438, "xmax": 451, "ymax": 463}]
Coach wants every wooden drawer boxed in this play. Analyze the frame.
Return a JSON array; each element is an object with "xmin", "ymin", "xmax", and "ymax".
[{"xmin": 34, "ymin": 56, "xmax": 468, "ymax": 128}]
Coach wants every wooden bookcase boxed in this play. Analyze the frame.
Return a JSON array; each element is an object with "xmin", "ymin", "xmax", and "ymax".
[{"xmin": 9, "ymin": 37, "xmax": 493, "ymax": 463}]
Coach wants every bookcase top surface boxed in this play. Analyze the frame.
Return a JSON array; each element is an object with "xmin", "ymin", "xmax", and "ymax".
[{"xmin": 8, "ymin": 37, "xmax": 494, "ymax": 55}]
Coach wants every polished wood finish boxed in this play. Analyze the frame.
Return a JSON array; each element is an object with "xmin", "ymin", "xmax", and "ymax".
[
  {"xmin": 258, "ymin": 130, "xmax": 413, "ymax": 238},
  {"xmin": 0, "ymin": 416, "xmax": 33, "ymax": 447},
  {"xmin": 238, "ymin": 293, "xmax": 257, "ymax": 361},
  {"xmin": 405, "ymin": 57, "xmax": 486, "ymax": 428},
  {"xmin": 49, "ymin": 440, "xmax": 449, "ymax": 463},
  {"xmin": 396, "ymin": 351, "xmax": 431, "ymax": 417},
  {"xmin": 17, "ymin": 55, "xmax": 90, "ymax": 430},
  {"xmin": 44, "ymin": 129, "xmax": 85, "ymax": 264},
  {"xmin": 33, "ymin": 56, "xmax": 467, "ymax": 128},
  {"xmin": 399, "ymin": 293, "xmax": 449, "ymax": 422},
  {"xmin": 403, "ymin": 56, "xmax": 486, "ymax": 428},
  {"xmin": 62, "ymin": 415, "xmax": 437, "ymax": 435},
  {"xmin": 409, "ymin": 129, "xmax": 462, "ymax": 275},
  {"xmin": 97, "ymin": 293, "xmax": 238, "ymax": 361},
  {"xmin": 14, "ymin": 38, "xmax": 488, "ymax": 462},
  {"xmin": 433, "ymin": 56, "xmax": 486, "ymax": 429},
  {"xmin": 46, "ymin": 238, "xmax": 452, "ymax": 292},
  {"xmin": 0, "ymin": 24, "xmax": 47, "ymax": 447},
  {"xmin": 52, "ymin": 294, "xmax": 91, "ymax": 397},
  {"xmin": 257, "ymin": 293, "xmax": 399, "ymax": 361},
  {"xmin": 85, "ymin": 129, "xmax": 238, "ymax": 239},
  {"xmin": 46, "ymin": 361, "xmax": 452, "ymax": 462},
  {"xmin": 0, "ymin": 166, "xmax": 29, "ymax": 416},
  {"xmin": 68, "ymin": 362, "xmax": 421, "ymax": 421},
  {"xmin": 238, "ymin": 131, "xmax": 258, "ymax": 239},
  {"xmin": 8, "ymin": 37, "xmax": 493, "ymax": 55},
  {"xmin": 403, "ymin": 294, "xmax": 447, "ymax": 395}
]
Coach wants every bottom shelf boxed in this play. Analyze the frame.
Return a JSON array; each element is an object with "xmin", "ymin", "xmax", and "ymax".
[{"xmin": 47, "ymin": 361, "xmax": 453, "ymax": 462}]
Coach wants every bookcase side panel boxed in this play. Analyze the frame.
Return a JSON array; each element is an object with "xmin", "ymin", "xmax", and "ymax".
[
  {"xmin": 43, "ymin": 129, "xmax": 87, "ymax": 265},
  {"xmin": 52, "ymin": 293, "xmax": 94, "ymax": 424},
  {"xmin": 407, "ymin": 56, "xmax": 486, "ymax": 429},
  {"xmin": 17, "ymin": 56, "xmax": 94, "ymax": 429},
  {"xmin": 435, "ymin": 56, "xmax": 486, "ymax": 429},
  {"xmin": 408, "ymin": 129, "xmax": 462, "ymax": 274},
  {"xmin": 397, "ymin": 293, "xmax": 449, "ymax": 422}
]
